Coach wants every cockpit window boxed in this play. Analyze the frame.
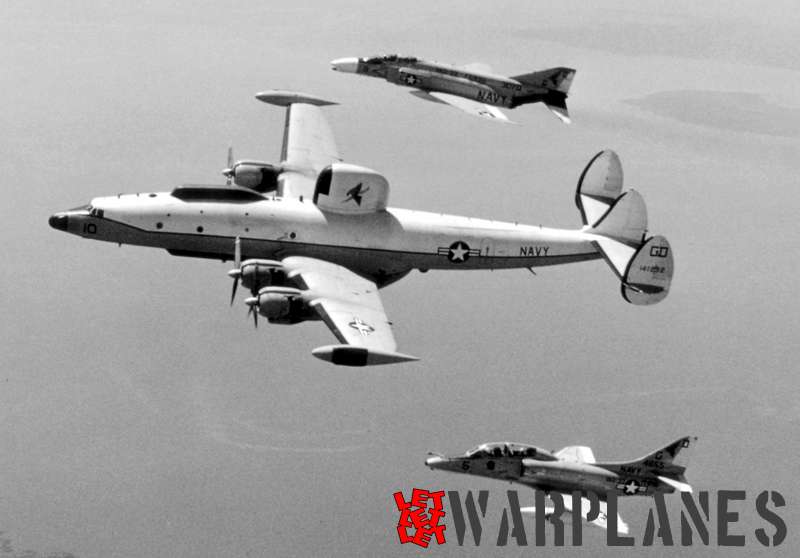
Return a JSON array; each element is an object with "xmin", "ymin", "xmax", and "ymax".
[
  {"xmin": 89, "ymin": 207, "xmax": 104, "ymax": 218},
  {"xmin": 465, "ymin": 442, "xmax": 556, "ymax": 460},
  {"xmin": 365, "ymin": 54, "xmax": 417, "ymax": 65},
  {"xmin": 465, "ymin": 445, "xmax": 487, "ymax": 458}
]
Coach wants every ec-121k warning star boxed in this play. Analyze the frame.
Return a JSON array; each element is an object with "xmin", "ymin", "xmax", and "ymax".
[
  {"xmin": 331, "ymin": 54, "xmax": 575, "ymax": 123},
  {"xmin": 426, "ymin": 437, "xmax": 698, "ymax": 534},
  {"xmin": 50, "ymin": 91, "xmax": 672, "ymax": 366}
]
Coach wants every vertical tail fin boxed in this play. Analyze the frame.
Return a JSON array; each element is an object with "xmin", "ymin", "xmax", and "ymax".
[
  {"xmin": 512, "ymin": 67, "xmax": 575, "ymax": 94},
  {"xmin": 631, "ymin": 437, "xmax": 697, "ymax": 472},
  {"xmin": 576, "ymin": 150, "xmax": 624, "ymax": 227},
  {"xmin": 512, "ymin": 67, "xmax": 575, "ymax": 123},
  {"xmin": 577, "ymin": 150, "xmax": 674, "ymax": 305},
  {"xmin": 601, "ymin": 437, "xmax": 698, "ymax": 494}
]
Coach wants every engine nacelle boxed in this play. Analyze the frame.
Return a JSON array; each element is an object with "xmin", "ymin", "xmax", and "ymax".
[
  {"xmin": 230, "ymin": 161, "xmax": 279, "ymax": 192},
  {"xmin": 253, "ymin": 286, "xmax": 316, "ymax": 324},
  {"xmin": 313, "ymin": 163, "xmax": 389, "ymax": 215},
  {"xmin": 239, "ymin": 259, "xmax": 286, "ymax": 293}
]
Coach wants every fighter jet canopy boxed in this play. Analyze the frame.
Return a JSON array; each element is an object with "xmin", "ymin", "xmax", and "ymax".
[
  {"xmin": 363, "ymin": 54, "xmax": 418, "ymax": 64},
  {"xmin": 464, "ymin": 442, "xmax": 558, "ymax": 460}
]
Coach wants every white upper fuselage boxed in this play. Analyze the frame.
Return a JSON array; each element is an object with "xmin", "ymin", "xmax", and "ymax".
[{"xmin": 65, "ymin": 188, "xmax": 599, "ymax": 285}]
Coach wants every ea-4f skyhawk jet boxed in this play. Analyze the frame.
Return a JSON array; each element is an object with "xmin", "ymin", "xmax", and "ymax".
[
  {"xmin": 426, "ymin": 437, "xmax": 697, "ymax": 534},
  {"xmin": 49, "ymin": 91, "xmax": 673, "ymax": 366},
  {"xmin": 331, "ymin": 55, "xmax": 575, "ymax": 123}
]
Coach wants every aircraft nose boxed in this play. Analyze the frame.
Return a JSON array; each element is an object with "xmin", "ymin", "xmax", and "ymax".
[
  {"xmin": 49, "ymin": 213, "xmax": 69, "ymax": 231},
  {"xmin": 425, "ymin": 455, "xmax": 446, "ymax": 469},
  {"xmin": 330, "ymin": 57, "xmax": 359, "ymax": 73}
]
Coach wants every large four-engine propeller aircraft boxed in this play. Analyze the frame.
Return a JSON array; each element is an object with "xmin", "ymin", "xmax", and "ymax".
[
  {"xmin": 331, "ymin": 55, "xmax": 575, "ymax": 123},
  {"xmin": 426, "ymin": 436, "xmax": 697, "ymax": 534},
  {"xmin": 49, "ymin": 91, "xmax": 673, "ymax": 366}
]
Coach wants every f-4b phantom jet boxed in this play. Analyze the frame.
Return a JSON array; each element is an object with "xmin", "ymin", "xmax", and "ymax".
[
  {"xmin": 50, "ymin": 91, "xmax": 672, "ymax": 366},
  {"xmin": 331, "ymin": 55, "xmax": 575, "ymax": 123},
  {"xmin": 426, "ymin": 437, "xmax": 698, "ymax": 534}
]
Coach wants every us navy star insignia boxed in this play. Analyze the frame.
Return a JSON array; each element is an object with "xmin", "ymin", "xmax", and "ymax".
[
  {"xmin": 349, "ymin": 317, "xmax": 375, "ymax": 335},
  {"xmin": 620, "ymin": 480, "xmax": 641, "ymax": 495},
  {"xmin": 437, "ymin": 241, "xmax": 479, "ymax": 263}
]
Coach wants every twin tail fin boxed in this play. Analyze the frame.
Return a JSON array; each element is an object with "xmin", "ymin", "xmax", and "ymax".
[{"xmin": 577, "ymin": 150, "xmax": 674, "ymax": 305}]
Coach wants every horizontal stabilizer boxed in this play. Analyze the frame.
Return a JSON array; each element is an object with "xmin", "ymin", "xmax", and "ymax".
[
  {"xmin": 545, "ymin": 97, "xmax": 571, "ymax": 124},
  {"xmin": 576, "ymin": 150, "xmax": 624, "ymax": 226},
  {"xmin": 658, "ymin": 476, "xmax": 693, "ymax": 493},
  {"xmin": 311, "ymin": 344, "xmax": 419, "ymax": 366}
]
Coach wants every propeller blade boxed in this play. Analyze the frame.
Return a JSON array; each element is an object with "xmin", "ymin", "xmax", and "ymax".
[
  {"xmin": 225, "ymin": 145, "xmax": 234, "ymax": 185},
  {"xmin": 247, "ymin": 304, "xmax": 258, "ymax": 328},
  {"xmin": 230, "ymin": 277, "xmax": 238, "ymax": 306},
  {"xmin": 245, "ymin": 295, "xmax": 259, "ymax": 328},
  {"xmin": 229, "ymin": 237, "xmax": 242, "ymax": 306},
  {"xmin": 234, "ymin": 236, "xmax": 241, "ymax": 268}
]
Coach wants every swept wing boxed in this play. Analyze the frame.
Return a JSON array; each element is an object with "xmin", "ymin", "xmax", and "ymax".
[
  {"xmin": 521, "ymin": 493, "xmax": 629, "ymax": 535},
  {"xmin": 281, "ymin": 256, "xmax": 418, "ymax": 365},
  {"xmin": 410, "ymin": 90, "xmax": 514, "ymax": 123}
]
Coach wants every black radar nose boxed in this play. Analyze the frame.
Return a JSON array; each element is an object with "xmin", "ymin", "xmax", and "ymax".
[{"xmin": 49, "ymin": 214, "xmax": 68, "ymax": 231}]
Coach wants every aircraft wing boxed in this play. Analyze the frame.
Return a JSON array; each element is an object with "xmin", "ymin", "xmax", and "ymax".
[
  {"xmin": 410, "ymin": 90, "xmax": 515, "ymax": 124},
  {"xmin": 461, "ymin": 62, "xmax": 494, "ymax": 75},
  {"xmin": 255, "ymin": 90, "xmax": 342, "ymax": 199},
  {"xmin": 521, "ymin": 493, "xmax": 629, "ymax": 535},
  {"xmin": 281, "ymin": 256, "xmax": 418, "ymax": 365},
  {"xmin": 554, "ymin": 445, "xmax": 597, "ymax": 464}
]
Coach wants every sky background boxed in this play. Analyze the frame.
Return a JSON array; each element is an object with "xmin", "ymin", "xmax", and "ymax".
[{"xmin": 1, "ymin": 1, "xmax": 798, "ymax": 556}]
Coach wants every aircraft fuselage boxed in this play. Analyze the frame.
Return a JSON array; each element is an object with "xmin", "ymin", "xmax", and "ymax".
[
  {"xmin": 426, "ymin": 454, "xmax": 674, "ymax": 497},
  {"xmin": 335, "ymin": 56, "xmax": 555, "ymax": 108},
  {"xmin": 51, "ymin": 188, "xmax": 599, "ymax": 286}
]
